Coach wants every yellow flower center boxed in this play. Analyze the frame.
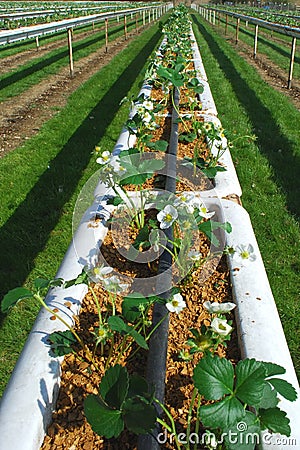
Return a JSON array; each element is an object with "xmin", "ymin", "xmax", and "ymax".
[
  {"xmin": 241, "ymin": 251, "xmax": 250, "ymax": 259},
  {"xmin": 165, "ymin": 213, "xmax": 173, "ymax": 222}
]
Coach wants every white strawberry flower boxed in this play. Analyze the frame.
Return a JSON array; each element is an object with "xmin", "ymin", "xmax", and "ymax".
[
  {"xmin": 92, "ymin": 265, "xmax": 113, "ymax": 281},
  {"xmin": 157, "ymin": 205, "xmax": 178, "ymax": 229},
  {"xmin": 85, "ymin": 263, "xmax": 113, "ymax": 283},
  {"xmin": 203, "ymin": 301, "xmax": 236, "ymax": 314},
  {"xmin": 234, "ymin": 244, "xmax": 256, "ymax": 265},
  {"xmin": 203, "ymin": 122, "xmax": 212, "ymax": 132},
  {"xmin": 166, "ymin": 293, "xmax": 186, "ymax": 314},
  {"xmin": 211, "ymin": 317, "xmax": 232, "ymax": 336},
  {"xmin": 136, "ymin": 105, "xmax": 145, "ymax": 116},
  {"xmin": 102, "ymin": 275, "xmax": 130, "ymax": 294},
  {"xmin": 109, "ymin": 156, "xmax": 126, "ymax": 177},
  {"xmin": 193, "ymin": 198, "xmax": 215, "ymax": 219},
  {"xmin": 142, "ymin": 111, "xmax": 152, "ymax": 124},
  {"xmin": 96, "ymin": 150, "xmax": 112, "ymax": 165},
  {"xmin": 174, "ymin": 192, "xmax": 196, "ymax": 214},
  {"xmin": 142, "ymin": 100, "xmax": 154, "ymax": 111},
  {"xmin": 188, "ymin": 249, "xmax": 202, "ymax": 262}
]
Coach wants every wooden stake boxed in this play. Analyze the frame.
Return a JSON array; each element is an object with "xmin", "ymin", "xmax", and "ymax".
[
  {"xmin": 235, "ymin": 17, "xmax": 240, "ymax": 44},
  {"xmin": 225, "ymin": 14, "xmax": 228, "ymax": 36},
  {"xmin": 67, "ymin": 28, "xmax": 74, "ymax": 78},
  {"xmin": 35, "ymin": 35, "xmax": 39, "ymax": 51},
  {"xmin": 105, "ymin": 18, "xmax": 108, "ymax": 53},
  {"xmin": 288, "ymin": 37, "xmax": 297, "ymax": 89},
  {"xmin": 254, "ymin": 24, "xmax": 258, "ymax": 58},
  {"xmin": 124, "ymin": 15, "xmax": 127, "ymax": 40}
]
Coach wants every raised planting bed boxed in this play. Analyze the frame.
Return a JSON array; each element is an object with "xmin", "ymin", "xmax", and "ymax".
[{"xmin": 0, "ymin": 5, "xmax": 299, "ymax": 450}]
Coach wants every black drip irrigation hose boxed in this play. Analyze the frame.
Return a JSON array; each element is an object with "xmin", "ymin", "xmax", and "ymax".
[{"xmin": 138, "ymin": 87, "xmax": 180, "ymax": 450}]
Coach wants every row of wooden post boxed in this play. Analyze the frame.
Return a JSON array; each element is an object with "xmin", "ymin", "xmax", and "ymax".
[
  {"xmin": 36, "ymin": 8, "xmax": 163, "ymax": 78},
  {"xmin": 199, "ymin": 6, "xmax": 297, "ymax": 89}
]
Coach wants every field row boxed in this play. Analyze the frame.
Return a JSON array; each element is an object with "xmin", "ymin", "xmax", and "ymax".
[
  {"xmin": 197, "ymin": 5, "xmax": 300, "ymax": 89},
  {"xmin": 0, "ymin": 6, "xmax": 299, "ymax": 450}
]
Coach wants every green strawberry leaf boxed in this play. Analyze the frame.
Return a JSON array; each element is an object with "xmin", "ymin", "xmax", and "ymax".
[
  {"xmin": 224, "ymin": 411, "xmax": 260, "ymax": 450},
  {"xmin": 120, "ymin": 173, "xmax": 150, "ymax": 186},
  {"xmin": 138, "ymin": 159, "xmax": 165, "ymax": 173},
  {"xmin": 129, "ymin": 328, "xmax": 148, "ymax": 350},
  {"xmin": 48, "ymin": 330, "xmax": 77, "ymax": 357},
  {"xmin": 199, "ymin": 396, "xmax": 245, "ymax": 430},
  {"xmin": 193, "ymin": 353, "xmax": 234, "ymax": 400},
  {"xmin": 128, "ymin": 374, "xmax": 152, "ymax": 399},
  {"xmin": 34, "ymin": 277, "xmax": 64, "ymax": 290},
  {"xmin": 106, "ymin": 195, "xmax": 124, "ymax": 206},
  {"xmin": 147, "ymin": 140, "xmax": 168, "ymax": 152},
  {"xmin": 34, "ymin": 278, "xmax": 51, "ymax": 290},
  {"xmin": 197, "ymin": 221, "xmax": 220, "ymax": 247},
  {"xmin": 235, "ymin": 359, "xmax": 267, "ymax": 407},
  {"xmin": 84, "ymin": 394, "xmax": 123, "ymax": 438},
  {"xmin": 108, "ymin": 315, "xmax": 128, "ymax": 333},
  {"xmin": 99, "ymin": 364, "xmax": 129, "ymax": 410},
  {"xmin": 259, "ymin": 407, "xmax": 291, "ymax": 436},
  {"xmin": 123, "ymin": 397, "xmax": 157, "ymax": 434},
  {"xmin": 257, "ymin": 383, "xmax": 278, "ymax": 409},
  {"xmin": 1, "ymin": 287, "xmax": 33, "ymax": 313},
  {"xmin": 122, "ymin": 293, "xmax": 150, "ymax": 323},
  {"xmin": 268, "ymin": 378, "xmax": 297, "ymax": 402},
  {"xmin": 262, "ymin": 361, "xmax": 286, "ymax": 377},
  {"xmin": 108, "ymin": 316, "xmax": 148, "ymax": 349}
]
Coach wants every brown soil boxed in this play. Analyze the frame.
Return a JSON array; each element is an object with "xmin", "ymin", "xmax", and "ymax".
[{"xmin": 0, "ymin": 26, "xmax": 145, "ymax": 158}]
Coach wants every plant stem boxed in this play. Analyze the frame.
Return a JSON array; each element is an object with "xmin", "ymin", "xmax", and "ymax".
[
  {"xmin": 155, "ymin": 399, "xmax": 182, "ymax": 450},
  {"xmin": 36, "ymin": 294, "xmax": 84, "ymax": 349},
  {"xmin": 105, "ymin": 334, "xmax": 114, "ymax": 370},
  {"xmin": 193, "ymin": 396, "xmax": 201, "ymax": 450},
  {"xmin": 90, "ymin": 284, "xmax": 103, "ymax": 326},
  {"xmin": 139, "ymin": 187, "xmax": 145, "ymax": 228},
  {"xmin": 159, "ymin": 242, "xmax": 186, "ymax": 274},
  {"xmin": 186, "ymin": 387, "xmax": 198, "ymax": 450},
  {"xmin": 171, "ymin": 88, "xmax": 190, "ymax": 134},
  {"xmin": 112, "ymin": 184, "xmax": 144, "ymax": 230},
  {"xmin": 114, "ymin": 336, "xmax": 129, "ymax": 365},
  {"xmin": 36, "ymin": 293, "xmax": 98, "ymax": 368},
  {"xmin": 146, "ymin": 312, "xmax": 169, "ymax": 341},
  {"xmin": 107, "ymin": 291, "xmax": 116, "ymax": 316}
]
